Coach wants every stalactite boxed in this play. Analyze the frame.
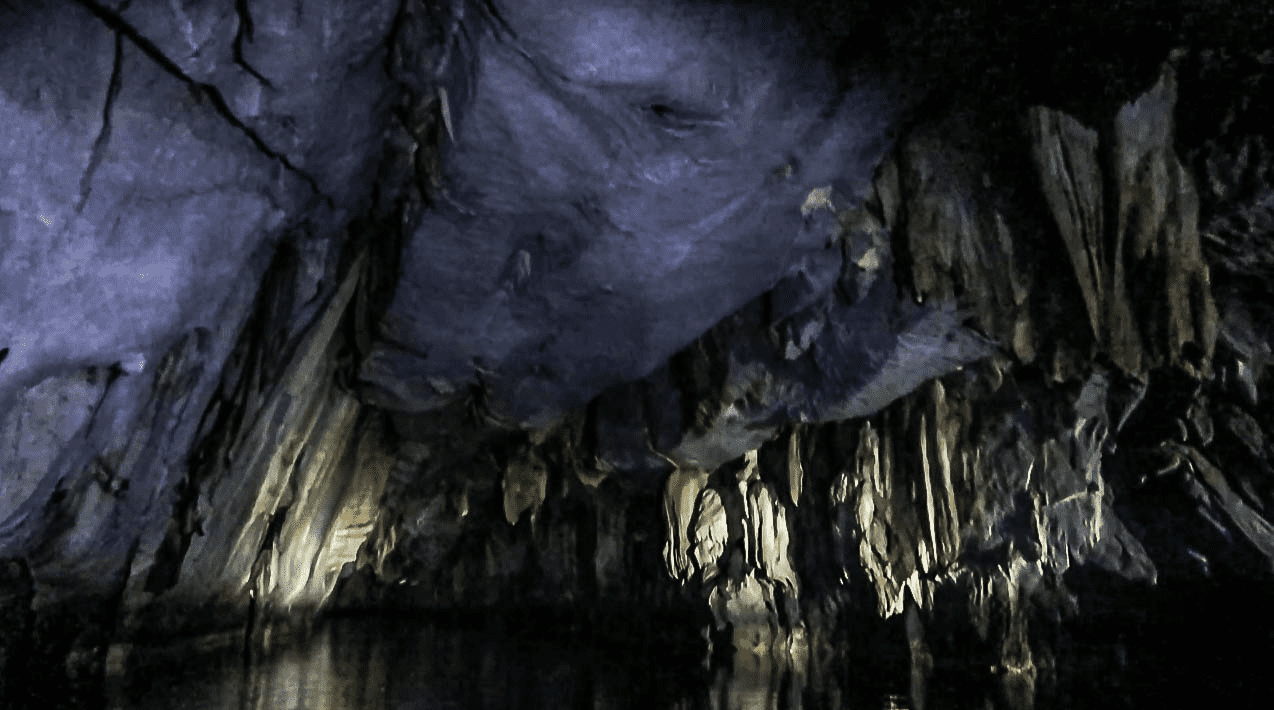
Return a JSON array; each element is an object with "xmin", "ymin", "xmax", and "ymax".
[
  {"xmin": 4, "ymin": 4, "xmax": 1273, "ymax": 698},
  {"xmin": 502, "ymin": 444, "xmax": 548, "ymax": 527},
  {"xmin": 786, "ymin": 426, "xmax": 804, "ymax": 508},
  {"xmin": 661, "ymin": 468, "xmax": 711, "ymax": 583},
  {"xmin": 690, "ymin": 488, "xmax": 728, "ymax": 584}
]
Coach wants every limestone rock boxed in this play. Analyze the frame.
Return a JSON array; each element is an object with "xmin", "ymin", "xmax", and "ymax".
[
  {"xmin": 1028, "ymin": 60, "xmax": 1219, "ymax": 378},
  {"xmin": 661, "ymin": 468, "xmax": 710, "ymax": 582},
  {"xmin": 0, "ymin": 2, "xmax": 1272, "ymax": 703},
  {"xmin": 502, "ymin": 445, "xmax": 548, "ymax": 527}
]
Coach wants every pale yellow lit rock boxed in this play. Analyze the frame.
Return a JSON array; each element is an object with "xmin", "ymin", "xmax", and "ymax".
[
  {"xmin": 662, "ymin": 467, "xmax": 711, "ymax": 581},
  {"xmin": 800, "ymin": 185, "xmax": 835, "ymax": 218},
  {"xmin": 502, "ymin": 445, "xmax": 548, "ymax": 526}
]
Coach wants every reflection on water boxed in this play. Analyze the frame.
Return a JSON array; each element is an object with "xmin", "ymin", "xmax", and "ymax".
[
  {"xmin": 106, "ymin": 617, "xmax": 923, "ymax": 710},
  {"xmin": 100, "ymin": 613, "xmax": 1260, "ymax": 710}
]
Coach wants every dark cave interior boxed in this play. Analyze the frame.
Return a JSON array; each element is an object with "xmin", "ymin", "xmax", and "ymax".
[{"xmin": 2, "ymin": 1, "xmax": 1274, "ymax": 708}]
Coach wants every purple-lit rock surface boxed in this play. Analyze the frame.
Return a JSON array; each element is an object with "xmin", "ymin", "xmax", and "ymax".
[{"xmin": 360, "ymin": 0, "xmax": 916, "ymax": 427}]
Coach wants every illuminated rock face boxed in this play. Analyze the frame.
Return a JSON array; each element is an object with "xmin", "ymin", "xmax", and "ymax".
[
  {"xmin": 2, "ymin": 0, "xmax": 1274, "ymax": 706},
  {"xmin": 0, "ymin": 0, "xmax": 401, "ymax": 695}
]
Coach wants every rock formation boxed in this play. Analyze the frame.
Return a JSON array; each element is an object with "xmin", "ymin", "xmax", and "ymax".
[{"xmin": 2, "ymin": 0, "xmax": 1273, "ymax": 707}]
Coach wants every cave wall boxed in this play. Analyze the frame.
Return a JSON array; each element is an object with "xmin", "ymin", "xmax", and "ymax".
[
  {"xmin": 0, "ymin": 0, "xmax": 402, "ymax": 696},
  {"xmin": 3, "ymin": 0, "xmax": 1274, "ymax": 704},
  {"xmin": 329, "ymin": 55, "xmax": 1273, "ymax": 677}
]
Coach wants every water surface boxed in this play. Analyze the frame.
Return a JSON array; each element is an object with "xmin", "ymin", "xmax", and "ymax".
[{"xmin": 101, "ymin": 610, "xmax": 1266, "ymax": 710}]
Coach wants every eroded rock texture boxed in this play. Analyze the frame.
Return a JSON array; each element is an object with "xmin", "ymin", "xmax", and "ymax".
[{"xmin": 2, "ymin": 0, "xmax": 1273, "ymax": 706}]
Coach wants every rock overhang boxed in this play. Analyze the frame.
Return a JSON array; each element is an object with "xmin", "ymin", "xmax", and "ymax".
[
  {"xmin": 1, "ymin": 2, "xmax": 1272, "ymax": 703},
  {"xmin": 359, "ymin": 0, "xmax": 931, "ymax": 428}
]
